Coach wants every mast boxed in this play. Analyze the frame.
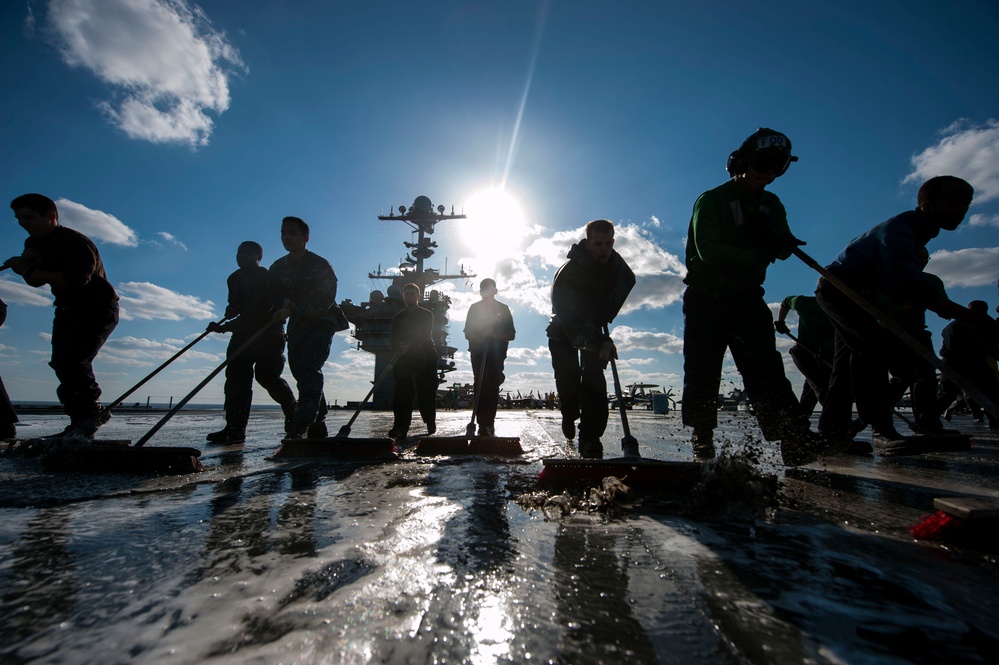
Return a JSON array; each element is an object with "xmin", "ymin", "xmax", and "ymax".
[{"xmin": 339, "ymin": 195, "xmax": 474, "ymax": 409}]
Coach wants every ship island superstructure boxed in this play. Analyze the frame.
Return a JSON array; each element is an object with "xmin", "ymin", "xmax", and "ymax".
[{"xmin": 339, "ymin": 195, "xmax": 473, "ymax": 409}]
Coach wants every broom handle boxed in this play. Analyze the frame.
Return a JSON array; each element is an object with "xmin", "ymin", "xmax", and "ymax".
[
  {"xmin": 134, "ymin": 319, "xmax": 279, "ymax": 447},
  {"xmin": 792, "ymin": 247, "xmax": 999, "ymax": 422},
  {"xmin": 781, "ymin": 329, "xmax": 833, "ymax": 370},
  {"xmin": 340, "ymin": 349, "xmax": 401, "ymax": 433},
  {"xmin": 604, "ymin": 326, "xmax": 632, "ymax": 438},
  {"xmin": 104, "ymin": 317, "xmax": 229, "ymax": 414}
]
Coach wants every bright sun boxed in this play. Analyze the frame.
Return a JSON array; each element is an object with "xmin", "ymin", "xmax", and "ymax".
[{"xmin": 462, "ymin": 187, "xmax": 529, "ymax": 262}]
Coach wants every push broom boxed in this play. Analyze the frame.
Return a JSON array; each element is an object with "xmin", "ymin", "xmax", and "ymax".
[
  {"xmin": 416, "ymin": 339, "xmax": 524, "ymax": 456},
  {"xmin": 272, "ymin": 349, "xmax": 400, "ymax": 459}
]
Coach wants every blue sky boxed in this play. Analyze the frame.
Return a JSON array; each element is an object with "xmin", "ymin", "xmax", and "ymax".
[{"xmin": 1, "ymin": 0, "xmax": 997, "ymax": 409}]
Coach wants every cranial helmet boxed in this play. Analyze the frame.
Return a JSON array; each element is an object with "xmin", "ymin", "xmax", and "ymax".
[{"xmin": 726, "ymin": 128, "xmax": 798, "ymax": 177}]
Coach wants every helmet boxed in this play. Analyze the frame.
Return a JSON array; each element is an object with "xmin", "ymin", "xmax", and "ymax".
[{"xmin": 726, "ymin": 128, "xmax": 798, "ymax": 177}]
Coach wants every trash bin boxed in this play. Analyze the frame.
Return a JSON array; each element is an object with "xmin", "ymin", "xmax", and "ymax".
[{"xmin": 652, "ymin": 394, "xmax": 670, "ymax": 414}]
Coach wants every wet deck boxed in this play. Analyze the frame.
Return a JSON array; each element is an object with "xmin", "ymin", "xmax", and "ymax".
[{"xmin": 1, "ymin": 409, "xmax": 998, "ymax": 663}]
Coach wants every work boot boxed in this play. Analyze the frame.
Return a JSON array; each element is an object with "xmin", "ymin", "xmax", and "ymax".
[
  {"xmin": 691, "ymin": 428, "xmax": 715, "ymax": 459},
  {"xmin": 578, "ymin": 437, "xmax": 603, "ymax": 459},
  {"xmin": 478, "ymin": 425, "xmax": 495, "ymax": 437},
  {"xmin": 426, "ymin": 420, "xmax": 437, "ymax": 436},
  {"xmin": 206, "ymin": 426, "xmax": 246, "ymax": 444},
  {"xmin": 388, "ymin": 427, "xmax": 407, "ymax": 440},
  {"xmin": 872, "ymin": 426, "xmax": 910, "ymax": 456},
  {"xmin": 561, "ymin": 418, "xmax": 576, "ymax": 440},
  {"xmin": 0, "ymin": 422, "xmax": 15, "ymax": 439},
  {"xmin": 282, "ymin": 401, "xmax": 297, "ymax": 434},
  {"xmin": 307, "ymin": 420, "xmax": 328, "ymax": 439},
  {"xmin": 909, "ymin": 417, "xmax": 961, "ymax": 437},
  {"xmin": 48, "ymin": 404, "xmax": 112, "ymax": 440}
]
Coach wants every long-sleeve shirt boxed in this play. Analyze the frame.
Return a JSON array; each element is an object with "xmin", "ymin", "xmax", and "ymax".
[
  {"xmin": 268, "ymin": 250, "xmax": 337, "ymax": 334},
  {"xmin": 684, "ymin": 179, "xmax": 792, "ymax": 299},
  {"xmin": 221, "ymin": 266, "xmax": 284, "ymax": 339},
  {"xmin": 24, "ymin": 226, "xmax": 117, "ymax": 309},
  {"xmin": 464, "ymin": 299, "xmax": 516, "ymax": 358},
  {"xmin": 827, "ymin": 209, "xmax": 942, "ymax": 302},
  {"xmin": 547, "ymin": 241, "xmax": 635, "ymax": 352}
]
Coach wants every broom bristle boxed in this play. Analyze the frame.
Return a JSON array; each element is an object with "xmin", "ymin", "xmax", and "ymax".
[{"xmin": 909, "ymin": 510, "xmax": 962, "ymax": 540}]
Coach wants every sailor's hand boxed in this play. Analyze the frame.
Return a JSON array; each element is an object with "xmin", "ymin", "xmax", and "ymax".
[
  {"xmin": 774, "ymin": 320, "xmax": 791, "ymax": 335},
  {"xmin": 273, "ymin": 307, "xmax": 291, "ymax": 322},
  {"xmin": 599, "ymin": 340, "xmax": 616, "ymax": 362},
  {"xmin": 207, "ymin": 321, "xmax": 226, "ymax": 333},
  {"xmin": 760, "ymin": 233, "xmax": 805, "ymax": 263},
  {"xmin": 4, "ymin": 256, "xmax": 35, "ymax": 276}
]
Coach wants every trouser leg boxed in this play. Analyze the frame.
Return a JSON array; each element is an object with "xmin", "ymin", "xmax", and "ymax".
[
  {"xmin": 728, "ymin": 297, "xmax": 807, "ymax": 441},
  {"xmin": 415, "ymin": 362, "xmax": 438, "ymax": 427},
  {"xmin": 287, "ymin": 325, "xmax": 334, "ymax": 431},
  {"xmin": 789, "ymin": 344, "xmax": 831, "ymax": 415},
  {"xmin": 577, "ymin": 348, "xmax": 609, "ymax": 441},
  {"xmin": 50, "ymin": 304, "xmax": 118, "ymax": 421},
  {"xmin": 0, "ymin": 375, "xmax": 16, "ymax": 435},
  {"xmin": 472, "ymin": 351, "xmax": 503, "ymax": 428},
  {"xmin": 253, "ymin": 334, "xmax": 297, "ymax": 412},
  {"xmin": 392, "ymin": 372, "xmax": 415, "ymax": 433},
  {"xmin": 549, "ymin": 338, "xmax": 581, "ymax": 426},
  {"xmin": 681, "ymin": 288, "xmax": 727, "ymax": 434},
  {"xmin": 223, "ymin": 337, "xmax": 255, "ymax": 430},
  {"xmin": 817, "ymin": 279, "xmax": 892, "ymax": 435}
]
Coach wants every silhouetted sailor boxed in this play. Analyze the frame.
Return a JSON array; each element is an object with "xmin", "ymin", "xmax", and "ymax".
[
  {"xmin": 464, "ymin": 278, "xmax": 516, "ymax": 437},
  {"xmin": 6, "ymin": 194, "xmax": 118, "ymax": 438}
]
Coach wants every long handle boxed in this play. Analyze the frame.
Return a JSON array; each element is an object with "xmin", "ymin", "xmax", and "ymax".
[
  {"xmin": 780, "ymin": 329, "xmax": 833, "ymax": 370},
  {"xmin": 107, "ymin": 318, "xmax": 228, "ymax": 414},
  {"xmin": 134, "ymin": 319, "xmax": 279, "ymax": 447},
  {"xmin": 604, "ymin": 325, "xmax": 632, "ymax": 438},
  {"xmin": 337, "ymin": 349, "xmax": 402, "ymax": 437},
  {"xmin": 792, "ymin": 247, "xmax": 999, "ymax": 421}
]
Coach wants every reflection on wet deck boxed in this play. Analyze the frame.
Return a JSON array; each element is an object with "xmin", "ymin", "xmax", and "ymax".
[{"xmin": 1, "ymin": 410, "xmax": 997, "ymax": 663}]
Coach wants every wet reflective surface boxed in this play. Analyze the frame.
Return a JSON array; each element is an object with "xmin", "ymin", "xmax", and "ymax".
[{"xmin": 1, "ymin": 410, "xmax": 998, "ymax": 663}]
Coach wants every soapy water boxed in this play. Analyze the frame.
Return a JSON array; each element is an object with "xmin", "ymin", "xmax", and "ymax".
[{"xmin": 1, "ymin": 410, "xmax": 998, "ymax": 663}]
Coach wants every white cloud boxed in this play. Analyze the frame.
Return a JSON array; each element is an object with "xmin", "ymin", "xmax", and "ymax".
[
  {"xmin": 927, "ymin": 247, "xmax": 999, "ymax": 288},
  {"xmin": 100, "ymin": 334, "xmax": 221, "ymax": 366},
  {"xmin": 116, "ymin": 281, "xmax": 216, "ymax": 320},
  {"xmin": 158, "ymin": 231, "xmax": 188, "ymax": 250},
  {"xmin": 47, "ymin": 0, "xmax": 244, "ymax": 147},
  {"xmin": 56, "ymin": 198, "xmax": 138, "ymax": 246},
  {"xmin": 0, "ymin": 277, "xmax": 54, "ymax": 307},
  {"xmin": 904, "ymin": 119, "xmax": 999, "ymax": 204},
  {"xmin": 610, "ymin": 325, "xmax": 684, "ymax": 354},
  {"xmin": 969, "ymin": 213, "xmax": 999, "ymax": 228}
]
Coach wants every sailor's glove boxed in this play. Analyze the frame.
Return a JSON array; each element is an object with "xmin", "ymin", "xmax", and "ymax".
[
  {"xmin": 774, "ymin": 320, "xmax": 791, "ymax": 335},
  {"xmin": 207, "ymin": 321, "xmax": 226, "ymax": 334},
  {"xmin": 760, "ymin": 233, "xmax": 805, "ymax": 263}
]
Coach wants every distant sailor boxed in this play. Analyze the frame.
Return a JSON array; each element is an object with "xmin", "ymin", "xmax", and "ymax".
[
  {"xmin": 389, "ymin": 283, "xmax": 438, "ymax": 440},
  {"xmin": 205, "ymin": 241, "xmax": 297, "ymax": 443},
  {"xmin": 6, "ymin": 193, "xmax": 119, "ymax": 438},
  {"xmin": 269, "ymin": 216, "xmax": 342, "ymax": 440},
  {"xmin": 463, "ymin": 278, "xmax": 516, "ymax": 437}
]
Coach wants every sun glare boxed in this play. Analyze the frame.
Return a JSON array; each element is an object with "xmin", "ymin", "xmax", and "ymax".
[{"xmin": 462, "ymin": 187, "xmax": 529, "ymax": 263}]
